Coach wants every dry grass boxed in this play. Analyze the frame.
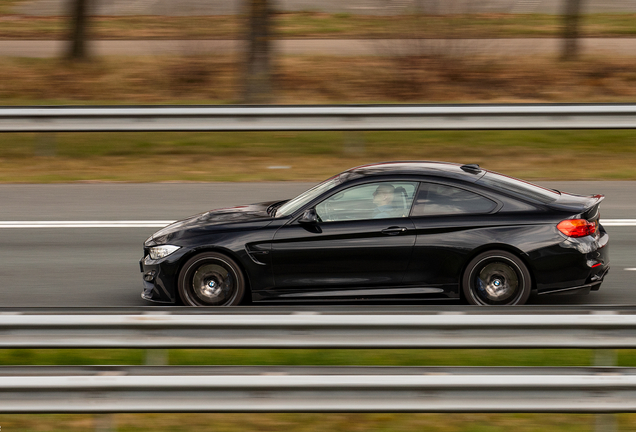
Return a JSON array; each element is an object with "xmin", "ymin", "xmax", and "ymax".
[
  {"xmin": 0, "ymin": 55, "xmax": 237, "ymax": 103},
  {"xmin": 0, "ymin": 13, "xmax": 636, "ymax": 39},
  {"xmin": 3, "ymin": 53, "xmax": 634, "ymax": 104},
  {"xmin": 275, "ymin": 54, "xmax": 636, "ymax": 103}
]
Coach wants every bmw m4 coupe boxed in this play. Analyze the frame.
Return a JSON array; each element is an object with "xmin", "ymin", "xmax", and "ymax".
[{"xmin": 140, "ymin": 161, "xmax": 609, "ymax": 306}]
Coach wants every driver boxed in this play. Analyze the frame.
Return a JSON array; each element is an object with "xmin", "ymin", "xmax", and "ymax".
[{"xmin": 372, "ymin": 184, "xmax": 397, "ymax": 219}]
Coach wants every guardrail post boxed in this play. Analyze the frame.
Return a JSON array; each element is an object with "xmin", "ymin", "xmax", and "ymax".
[
  {"xmin": 594, "ymin": 348, "xmax": 617, "ymax": 432},
  {"xmin": 595, "ymin": 415, "xmax": 617, "ymax": 432},
  {"xmin": 343, "ymin": 131, "xmax": 365, "ymax": 155},
  {"xmin": 145, "ymin": 349, "xmax": 168, "ymax": 366},
  {"xmin": 594, "ymin": 349, "xmax": 617, "ymax": 367},
  {"xmin": 35, "ymin": 133, "xmax": 56, "ymax": 157},
  {"xmin": 94, "ymin": 413, "xmax": 115, "ymax": 432}
]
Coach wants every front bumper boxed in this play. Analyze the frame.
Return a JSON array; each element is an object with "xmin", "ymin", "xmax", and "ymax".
[{"xmin": 139, "ymin": 248, "xmax": 189, "ymax": 304}]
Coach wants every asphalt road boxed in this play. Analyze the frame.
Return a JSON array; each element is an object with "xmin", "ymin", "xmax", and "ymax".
[
  {"xmin": 0, "ymin": 181, "xmax": 633, "ymax": 308},
  {"xmin": 2, "ymin": 38, "xmax": 635, "ymax": 58}
]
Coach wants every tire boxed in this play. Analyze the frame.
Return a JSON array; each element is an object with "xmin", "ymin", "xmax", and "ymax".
[
  {"xmin": 462, "ymin": 250, "xmax": 531, "ymax": 306},
  {"xmin": 178, "ymin": 252, "xmax": 246, "ymax": 307}
]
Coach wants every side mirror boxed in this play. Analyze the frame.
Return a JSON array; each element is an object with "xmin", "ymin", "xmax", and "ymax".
[{"xmin": 298, "ymin": 208, "xmax": 319, "ymax": 224}]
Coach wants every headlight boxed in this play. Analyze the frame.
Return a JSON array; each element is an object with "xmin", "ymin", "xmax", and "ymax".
[{"xmin": 149, "ymin": 245, "xmax": 181, "ymax": 260}]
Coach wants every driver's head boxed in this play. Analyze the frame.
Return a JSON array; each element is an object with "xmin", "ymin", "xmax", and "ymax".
[{"xmin": 373, "ymin": 184, "xmax": 395, "ymax": 206}]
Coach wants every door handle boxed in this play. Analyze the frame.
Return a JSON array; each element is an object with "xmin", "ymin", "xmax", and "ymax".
[{"xmin": 381, "ymin": 226, "xmax": 407, "ymax": 235}]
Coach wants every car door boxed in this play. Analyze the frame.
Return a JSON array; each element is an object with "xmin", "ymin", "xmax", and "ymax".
[
  {"xmin": 271, "ymin": 181, "xmax": 418, "ymax": 294},
  {"xmin": 403, "ymin": 181, "xmax": 499, "ymax": 295}
]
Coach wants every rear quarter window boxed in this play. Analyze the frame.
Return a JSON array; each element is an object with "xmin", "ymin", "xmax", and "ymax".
[
  {"xmin": 477, "ymin": 173, "xmax": 559, "ymax": 204},
  {"xmin": 411, "ymin": 183, "xmax": 497, "ymax": 217}
]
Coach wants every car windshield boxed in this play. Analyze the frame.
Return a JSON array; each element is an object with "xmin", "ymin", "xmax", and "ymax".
[{"xmin": 276, "ymin": 175, "xmax": 341, "ymax": 217}]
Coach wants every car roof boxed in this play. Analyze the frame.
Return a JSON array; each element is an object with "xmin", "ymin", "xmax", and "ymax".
[{"xmin": 341, "ymin": 161, "xmax": 485, "ymax": 183}]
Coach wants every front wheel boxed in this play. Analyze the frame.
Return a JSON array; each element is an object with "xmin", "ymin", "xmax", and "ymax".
[
  {"xmin": 462, "ymin": 250, "xmax": 531, "ymax": 306},
  {"xmin": 178, "ymin": 252, "xmax": 245, "ymax": 307}
]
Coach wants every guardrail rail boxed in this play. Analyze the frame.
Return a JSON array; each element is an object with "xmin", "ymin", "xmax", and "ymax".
[
  {"xmin": 1, "ymin": 103, "xmax": 636, "ymax": 132},
  {"xmin": 0, "ymin": 312, "xmax": 631, "ymax": 349},
  {"xmin": 0, "ymin": 308, "xmax": 628, "ymax": 432},
  {"xmin": 0, "ymin": 365, "xmax": 632, "ymax": 413}
]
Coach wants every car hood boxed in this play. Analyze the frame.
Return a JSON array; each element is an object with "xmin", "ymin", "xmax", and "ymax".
[{"xmin": 144, "ymin": 200, "xmax": 281, "ymax": 246}]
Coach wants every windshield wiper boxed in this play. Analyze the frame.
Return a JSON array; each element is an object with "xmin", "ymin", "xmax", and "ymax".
[{"xmin": 267, "ymin": 201, "xmax": 285, "ymax": 216}]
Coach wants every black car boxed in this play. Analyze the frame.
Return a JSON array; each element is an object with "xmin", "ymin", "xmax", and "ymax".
[{"xmin": 140, "ymin": 161, "xmax": 609, "ymax": 306}]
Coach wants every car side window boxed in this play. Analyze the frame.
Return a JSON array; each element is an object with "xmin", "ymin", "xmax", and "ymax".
[
  {"xmin": 315, "ymin": 182, "xmax": 418, "ymax": 222},
  {"xmin": 411, "ymin": 182, "xmax": 497, "ymax": 217}
]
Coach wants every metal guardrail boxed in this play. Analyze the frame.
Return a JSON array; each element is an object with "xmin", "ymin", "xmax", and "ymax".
[
  {"xmin": 0, "ymin": 313, "xmax": 632, "ymax": 418},
  {"xmin": 0, "ymin": 312, "xmax": 633, "ymax": 349},
  {"xmin": 1, "ymin": 104, "xmax": 636, "ymax": 132},
  {"xmin": 0, "ymin": 366, "xmax": 633, "ymax": 413}
]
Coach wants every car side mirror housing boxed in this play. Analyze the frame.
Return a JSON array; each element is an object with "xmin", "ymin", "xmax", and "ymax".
[{"xmin": 299, "ymin": 208, "xmax": 319, "ymax": 224}]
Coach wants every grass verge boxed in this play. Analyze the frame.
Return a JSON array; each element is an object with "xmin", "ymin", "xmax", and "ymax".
[
  {"xmin": 0, "ymin": 413, "xmax": 624, "ymax": 432},
  {"xmin": 7, "ymin": 347, "xmax": 636, "ymax": 367},
  {"xmin": 0, "ymin": 348, "xmax": 596, "ymax": 366},
  {"xmin": 1, "ymin": 129, "xmax": 636, "ymax": 182},
  {"xmin": 1, "ymin": 13, "xmax": 636, "ymax": 39}
]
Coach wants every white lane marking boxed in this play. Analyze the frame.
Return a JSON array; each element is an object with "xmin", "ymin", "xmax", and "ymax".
[
  {"xmin": 601, "ymin": 220, "xmax": 636, "ymax": 226},
  {"xmin": 625, "ymin": 268, "xmax": 636, "ymax": 271},
  {"xmin": 0, "ymin": 221, "xmax": 176, "ymax": 228},
  {"xmin": 0, "ymin": 219, "xmax": 635, "ymax": 228}
]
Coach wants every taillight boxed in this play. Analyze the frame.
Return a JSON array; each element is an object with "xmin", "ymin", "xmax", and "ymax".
[{"xmin": 557, "ymin": 219, "xmax": 598, "ymax": 238}]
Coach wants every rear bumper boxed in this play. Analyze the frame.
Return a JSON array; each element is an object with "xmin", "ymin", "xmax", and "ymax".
[
  {"xmin": 538, "ymin": 267, "xmax": 608, "ymax": 296},
  {"xmin": 535, "ymin": 225, "xmax": 609, "ymax": 295}
]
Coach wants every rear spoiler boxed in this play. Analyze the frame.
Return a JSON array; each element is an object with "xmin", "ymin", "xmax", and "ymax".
[
  {"xmin": 589, "ymin": 194, "xmax": 605, "ymax": 204},
  {"xmin": 582, "ymin": 194, "xmax": 604, "ymax": 221},
  {"xmin": 548, "ymin": 193, "xmax": 604, "ymax": 217}
]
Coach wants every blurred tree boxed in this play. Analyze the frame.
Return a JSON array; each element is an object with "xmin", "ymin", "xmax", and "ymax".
[
  {"xmin": 68, "ymin": 0, "xmax": 89, "ymax": 60},
  {"xmin": 243, "ymin": 0, "xmax": 272, "ymax": 103},
  {"xmin": 561, "ymin": 0, "xmax": 583, "ymax": 60}
]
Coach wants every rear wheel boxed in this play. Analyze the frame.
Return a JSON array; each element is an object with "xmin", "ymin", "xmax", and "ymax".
[
  {"xmin": 178, "ymin": 252, "xmax": 245, "ymax": 307},
  {"xmin": 462, "ymin": 250, "xmax": 531, "ymax": 306}
]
